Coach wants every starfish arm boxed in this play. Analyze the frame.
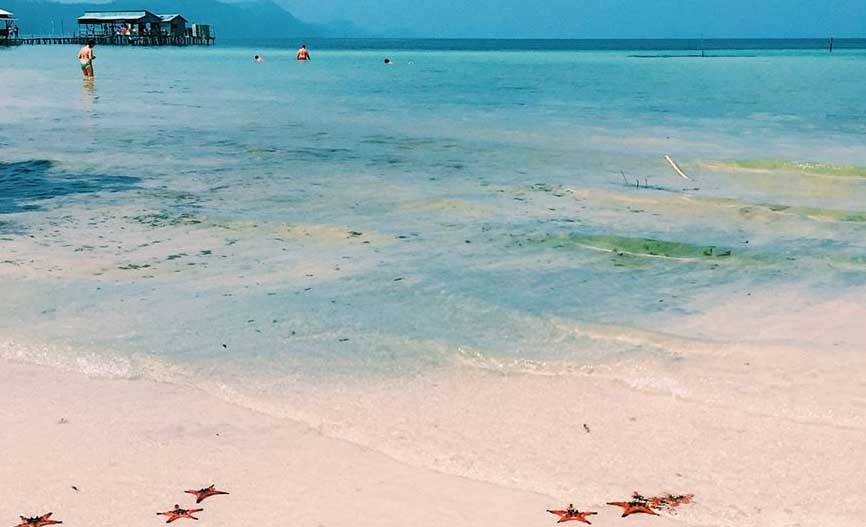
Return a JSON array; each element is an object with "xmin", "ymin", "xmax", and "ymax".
[
  {"xmin": 158, "ymin": 512, "xmax": 180, "ymax": 523},
  {"xmin": 641, "ymin": 505, "xmax": 659, "ymax": 516},
  {"xmin": 197, "ymin": 489, "xmax": 229, "ymax": 502},
  {"xmin": 622, "ymin": 504, "xmax": 659, "ymax": 517}
]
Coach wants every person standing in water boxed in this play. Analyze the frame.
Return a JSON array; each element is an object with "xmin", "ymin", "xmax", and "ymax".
[
  {"xmin": 296, "ymin": 44, "xmax": 310, "ymax": 61},
  {"xmin": 78, "ymin": 40, "xmax": 95, "ymax": 78}
]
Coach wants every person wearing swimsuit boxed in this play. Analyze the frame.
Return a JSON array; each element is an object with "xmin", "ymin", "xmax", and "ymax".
[
  {"xmin": 78, "ymin": 40, "xmax": 95, "ymax": 78},
  {"xmin": 296, "ymin": 44, "xmax": 310, "ymax": 61}
]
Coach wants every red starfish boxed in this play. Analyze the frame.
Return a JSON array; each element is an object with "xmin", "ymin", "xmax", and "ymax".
[
  {"xmin": 606, "ymin": 500, "xmax": 660, "ymax": 517},
  {"xmin": 15, "ymin": 513, "xmax": 62, "ymax": 527},
  {"xmin": 547, "ymin": 505, "xmax": 598, "ymax": 524},
  {"xmin": 156, "ymin": 505, "xmax": 204, "ymax": 523},
  {"xmin": 184, "ymin": 484, "xmax": 230, "ymax": 503}
]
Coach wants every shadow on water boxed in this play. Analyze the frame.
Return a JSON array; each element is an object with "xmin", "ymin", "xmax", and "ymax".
[{"xmin": 0, "ymin": 160, "xmax": 140, "ymax": 214}]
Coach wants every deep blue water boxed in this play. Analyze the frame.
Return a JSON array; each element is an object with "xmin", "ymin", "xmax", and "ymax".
[{"xmin": 220, "ymin": 37, "xmax": 866, "ymax": 51}]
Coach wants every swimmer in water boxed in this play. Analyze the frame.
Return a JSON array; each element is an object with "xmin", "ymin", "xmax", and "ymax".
[
  {"xmin": 384, "ymin": 58, "xmax": 391, "ymax": 64},
  {"xmin": 78, "ymin": 40, "xmax": 95, "ymax": 78},
  {"xmin": 296, "ymin": 44, "xmax": 310, "ymax": 61},
  {"xmin": 255, "ymin": 55, "xmax": 264, "ymax": 62}
]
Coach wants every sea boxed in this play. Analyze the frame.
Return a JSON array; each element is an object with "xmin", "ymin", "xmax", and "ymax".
[{"xmin": 2, "ymin": 39, "xmax": 866, "ymax": 518}]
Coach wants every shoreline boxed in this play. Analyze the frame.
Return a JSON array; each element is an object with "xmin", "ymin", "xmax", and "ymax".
[
  {"xmin": 2, "ymin": 337, "xmax": 864, "ymax": 526},
  {"xmin": 3, "ymin": 43, "xmax": 866, "ymax": 527},
  {"xmin": 0, "ymin": 358, "xmax": 565, "ymax": 527}
]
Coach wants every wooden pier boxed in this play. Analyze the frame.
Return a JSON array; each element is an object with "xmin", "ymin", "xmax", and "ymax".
[
  {"xmin": 0, "ymin": 10, "xmax": 215, "ymax": 47},
  {"xmin": 4, "ymin": 35, "xmax": 214, "ymax": 46}
]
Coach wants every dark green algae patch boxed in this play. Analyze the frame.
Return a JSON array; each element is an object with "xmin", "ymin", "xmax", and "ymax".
[
  {"xmin": 531, "ymin": 232, "xmax": 866, "ymax": 273},
  {"xmin": 736, "ymin": 202, "xmax": 866, "ymax": 223},
  {"xmin": 544, "ymin": 234, "xmax": 735, "ymax": 260}
]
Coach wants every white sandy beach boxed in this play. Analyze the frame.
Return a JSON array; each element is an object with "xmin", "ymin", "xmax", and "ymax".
[
  {"xmin": 3, "ymin": 301, "xmax": 865, "ymax": 527},
  {"xmin": 2, "ymin": 358, "xmax": 690, "ymax": 527}
]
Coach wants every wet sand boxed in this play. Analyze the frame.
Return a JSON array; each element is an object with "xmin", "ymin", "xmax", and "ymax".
[
  {"xmin": 3, "ymin": 325, "xmax": 865, "ymax": 527},
  {"xmin": 0, "ymin": 358, "xmax": 694, "ymax": 527}
]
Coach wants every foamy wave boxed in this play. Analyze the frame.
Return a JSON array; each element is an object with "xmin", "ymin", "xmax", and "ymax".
[
  {"xmin": 0, "ymin": 336, "xmax": 197, "ymax": 385},
  {"xmin": 454, "ymin": 347, "xmax": 689, "ymax": 398},
  {"xmin": 454, "ymin": 346, "xmax": 601, "ymax": 376}
]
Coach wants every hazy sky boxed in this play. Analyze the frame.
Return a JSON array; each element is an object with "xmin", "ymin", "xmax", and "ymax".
[{"xmin": 274, "ymin": 0, "xmax": 866, "ymax": 38}]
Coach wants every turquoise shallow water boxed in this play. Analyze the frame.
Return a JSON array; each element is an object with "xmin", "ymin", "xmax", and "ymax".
[
  {"xmin": 2, "ymin": 42, "xmax": 866, "ymax": 375},
  {"xmin": 3, "ymin": 42, "xmax": 866, "ymax": 514}
]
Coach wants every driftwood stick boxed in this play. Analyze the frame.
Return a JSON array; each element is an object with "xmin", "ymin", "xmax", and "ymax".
[{"xmin": 664, "ymin": 155, "xmax": 691, "ymax": 180}]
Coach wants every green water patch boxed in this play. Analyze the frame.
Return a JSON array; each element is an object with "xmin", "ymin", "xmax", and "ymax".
[
  {"xmin": 740, "ymin": 203, "xmax": 866, "ymax": 223},
  {"xmin": 531, "ymin": 232, "xmax": 866, "ymax": 274},
  {"xmin": 541, "ymin": 234, "xmax": 735, "ymax": 261},
  {"xmin": 520, "ymin": 182, "xmax": 866, "ymax": 226},
  {"xmin": 712, "ymin": 159, "xmax": 866, "ymax": 179}
]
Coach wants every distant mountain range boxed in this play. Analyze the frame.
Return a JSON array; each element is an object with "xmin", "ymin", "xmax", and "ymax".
[{"xmin": 2, "ymin": 0, "xmax": 368, "ymax": 38}]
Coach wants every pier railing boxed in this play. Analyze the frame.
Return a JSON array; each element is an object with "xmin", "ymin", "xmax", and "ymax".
[{"xmin": 2, "ymin": 35, "xmax": 215, "ymax": 46}]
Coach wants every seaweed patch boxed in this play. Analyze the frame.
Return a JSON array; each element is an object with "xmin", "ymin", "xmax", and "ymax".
[{"xmin": 709, "ymin": 159, "xmax": 866, "ymax": 179}]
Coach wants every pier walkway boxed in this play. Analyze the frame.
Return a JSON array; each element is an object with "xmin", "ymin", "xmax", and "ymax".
[{"xmin": 2, "ymin": 35, "xmax": 214, "ymax": 46}]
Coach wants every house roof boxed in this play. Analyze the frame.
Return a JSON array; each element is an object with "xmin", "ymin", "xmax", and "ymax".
[
  {"xmin": 159, "ymin": 14, "xmax": 188, "ymax": 23},
  {"xmin": 0, "ymin": 9, "xmax": 14, "ymax": 19},
  {"xmin": 78, "ymin": 10, "xmax": 163, "ymax": 24}
]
